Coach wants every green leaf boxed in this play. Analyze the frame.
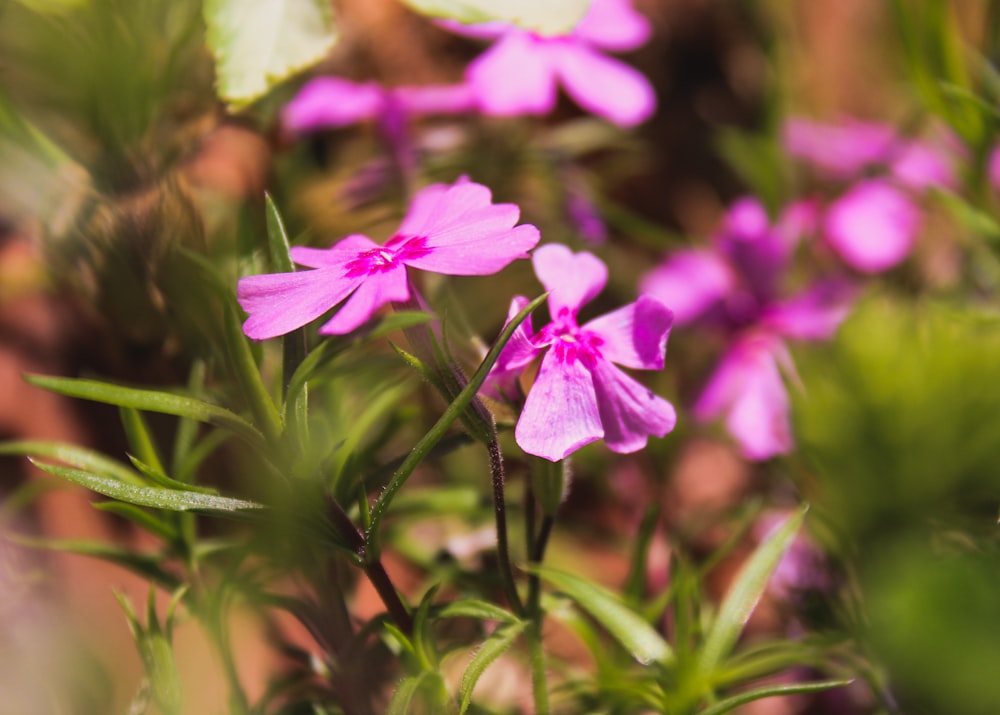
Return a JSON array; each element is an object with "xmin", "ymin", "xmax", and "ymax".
[
  {"xmin": 9, "ymin": 533, "xmax": 181, "ymax": 589},
  {"xmin": 400, "ymin": 0, "xmax": 591, "ymax": 36},
  {"xmin": 697, "ymin": 505, "xmax": 808, "ymax": 678},
  {"xmin": 697, "ymin": 679, "xmax": 852, "ymax": 715},
  {"xmin": 93, "ymin": 502, "xmax": 179, "ymax": 542},
  {"xmin": 0, "ymin": 440, "xmax": 144, "ymax": 485},
  {"xmin": 459, "ymin": 622, "xmax": 528, "ymax": 714},
  {"xmin": 29, "ymin": 460, "xmax": 264, "ymax": 514},
  {"xmin": 204, "ymin": 0, "xmax": 337, "ymax": 107},
  {"xmin": 127, "ymin": 454, "xmax": 220, "ymax": 495},
  {"xmin": 528, "ymin": 565, "xmax": 672, "ymax": 665},
  {"xmin": 120, "ymin": 407, "xmax": 166, "ymax": 475},
  {"xmin": 365, "ymin": 293, "xmax": 547, "ymax": 555},
  {"xmin": 24, "ymin": 374, "xmax": 267, "ymax": 452},
  {"xmin": 438, "ymin": 599, "xmax": 521, "ymax": 624},
  {"xmin": 387, "ymin": 672, "xmax": 437, "ymax": 715}
]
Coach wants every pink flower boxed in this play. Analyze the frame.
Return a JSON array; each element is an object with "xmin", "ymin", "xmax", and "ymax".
[
  {"xmin": 237, "ymin": 179, "xmax": 540, "ymax": 339},
  {"xmin": 641, "ymin": 197, "xmax": 855, "ymax": 460},
  {"xmin": 823, "ymin": 179, "xmax": 921, "ymax": 274},
  {"xmin": 283, "ymin": 77, "xmax": 476, "ymax": 134},
  {"xmin": 445, "ymin": 0, "xmax": 655, "ymax": 127},
  {"xmin": 488, "ymin": 244, "xmax": 676, "ymax": 461}
]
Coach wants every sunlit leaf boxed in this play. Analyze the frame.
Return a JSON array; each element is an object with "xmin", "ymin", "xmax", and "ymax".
[
  {"xmin": 400, "ymin": 0, "xmax": 591, "ymax": 36},
  {"xmin": 697, "ymin": 505, "xmax": 807, "ymax": 678},
  {"xmin": 459, "ymin": 622, "xmax": 528, "ymax": 714},
  {"xmin": 30, "ymin": 460, "xmax": 264, "ymax": 514},
  {"xmin": 438, "ymin": 599, "xmax": 521, "ymax": 624},
  {"xmin": 387, "ymin": 672, "xmax": 437, "ymax": 715},
  {"xmin": 204, "ymin": 0, "xmax": 337, "ymax": 107},
  {"xmin": 0, "ymin": 440, "xmax": 143, "ymax": 485},
  {"xmin": 528, "ymin": 565, "xmax": 672, "ymax": 665}
]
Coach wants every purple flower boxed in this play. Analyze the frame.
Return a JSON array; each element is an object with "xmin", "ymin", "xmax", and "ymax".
[
  {"xmin": 283, "ymin": 77, "xmax": 476, "ymax": 134},
  {"xmin": 238, "ymin": 178, "xmax": 540, "ymax": 339},
  {"xmin": 641, "ymin": 198, "xmax": 855, "ymax": 459},
  {"xmin": 445, "ymin": 0, "xmax": 655, "ymax": 127},
  {"xmin": 488, "ymin": 244, "xmax": 676, "ymax": 461}
]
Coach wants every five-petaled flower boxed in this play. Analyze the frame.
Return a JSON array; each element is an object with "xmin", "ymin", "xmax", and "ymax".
[
  {"xmin": 642, "ymin": 197, "xmax": 855, "ymax": 459},
  {"xmin": 237, "ymin": 178, "xmax": 540, "ymax": 339},
  {"xmin": 444, "ymin": 0, "xmax": 656, "ymax": 127},
  {"xmin": 488, "ymin": 244, "xmax": 676, "ymax": 461}
]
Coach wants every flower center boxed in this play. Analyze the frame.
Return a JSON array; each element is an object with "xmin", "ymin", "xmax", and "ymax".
[
  {"xmin": 542, "ymin": 311, "xmax": 603, "ymax": 366},
  {"xmin": 344, "ymin": 236, "xmax": 431, "ymax": 277}
]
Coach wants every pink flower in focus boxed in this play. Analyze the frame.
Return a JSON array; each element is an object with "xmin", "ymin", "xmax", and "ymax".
[
  {"xmin": 283, "ymin": 77, "xmax": 476, "ymax": 134},
  {"xmin": 641, "ymin": 198, "xmax": 855, "ymax": 460},
  {"xmin": 238, "ymin": 179, "xmax": 540, "ymax": 339},
  {"xmin": 488, "ymin": 244, "xmax": 676, "ymax": 461},
  {"xmin": 445, "ymin": 0, "xmax": 655, "ymax": 127}
]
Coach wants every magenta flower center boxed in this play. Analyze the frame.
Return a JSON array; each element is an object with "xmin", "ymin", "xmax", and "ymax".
[
  {"xmin": 345, "ymin": 236, "xmax": 431, "ymax": 277},
  {"xmin": 541, "ymin": 309, "xmax": 604, "ymax": 366}
]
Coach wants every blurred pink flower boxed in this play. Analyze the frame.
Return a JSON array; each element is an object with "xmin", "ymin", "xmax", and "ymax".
[
  {"xmin": 444, "ymin": 0, "xmax": 655, "ymax": 127},
  {"xmin": 238, "ymin": 178, "xmax": 539, "ymax": 339},
  {"xmin": 488, "ymin": 244, "xmax": 676, "ymax": 461},
  {"xmin": 642, "ymin": 197, "xmax": 855, "ymax": 460},
  {"xmin": 283, "ymin": 77, "xmax": 476, "ymax": 134}
]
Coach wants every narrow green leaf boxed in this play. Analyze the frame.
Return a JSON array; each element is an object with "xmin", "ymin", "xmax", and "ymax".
[
  {"xmin": 459, "ymin": 622, "xmax": 528, "ymax": 714},
  {"xmin": 127, "ymin": 454, "xmax": 219, "ymax": 495},
  {"xmin": 0, "ymin": 440, "xmax": 143, "ymax": 485},
  {"xmin": 527, "ymin": 565, "xmax": 672, "ymax": 665},
  {"xmin": 265, "ymin": 193, "xmax": 295, "ymax": 273},
  {"xmin": 12, "ymin": 533, "xmax": 181, "ymax": 589},
  {"xmin": 697, "ymin": 505, "xmax": 808, "ymax": 678},
  {"xmin": 438, "ymin": 599, "xmax": 520, "ymax": 624},
  {"xmin": 30, "ymin": 460, "xmax": 264, "ymax": 514},
  {"xmin": 23, "ymin": 374, "xmax": 267, "ymax": 452},
  {"xmin": 399, "ymin": 0, "xmax": 591, "ymax": 36},
  {"xmin": 697, "ymin": 679, "xmax": 852, "ymax": 715},
  {"xmin": 203, "ymin": 0, "xmax": 338, "ymax": 107},
  {"xmin": 387, "ymin": 672, "xmax": 435, "ymax": 715},
  {"xmin": 120, "ymin": 407, "xmax": 166, "ymax": 474},
  {"xmin": 93, "ymin": 502, "xmax": 179, "ymax": 542},
  {"xmin": 366, "ymin": 293, "xmax": 547, "ymax": 555}
]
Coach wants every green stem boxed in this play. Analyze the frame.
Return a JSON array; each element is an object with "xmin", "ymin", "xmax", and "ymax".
[
  {"xmin": 527, "ymin": 620, "xmax": 549, "ymax": 715},
  {"xmin": 487, "ymin": 437, "xmax": 524, "ymax": 616}
]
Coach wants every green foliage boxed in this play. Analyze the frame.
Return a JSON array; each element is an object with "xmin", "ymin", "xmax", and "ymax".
[{"xmin": 203, "ymin": 0, "xmax": 338, "ymax": 108}]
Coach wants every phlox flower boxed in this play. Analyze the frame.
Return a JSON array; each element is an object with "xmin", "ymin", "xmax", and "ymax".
[
  {"xmin": 282, "ymin": 77, "xmax": 476, "ymax": 135},
  {"xmin": 443, "ymin": 0, "xmax": 655, "ymax": 127},
  {"xmin": 237, "ymin": 178, "xmax": 540, "ymax": 339},
  {"xmin": 783, "ymin": 116, "xmax": 956, "ymax": 273},
  {"xmin": 488, "ymin": 243, "xmax": 676, "ymax": 461},
  {"xmin": 641, "ymin": 197, "xmax": 855, "ymax": 460}
]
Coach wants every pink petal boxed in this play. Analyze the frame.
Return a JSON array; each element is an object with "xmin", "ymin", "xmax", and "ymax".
[
  {"xmin": 640, "ymin": 250, "xmax": 734, "ymax": 325},
  {"xmin": 407, "ymin": 224, "xmax": 540, "ymax": 275},
  {"xmin": 515, "ymin": 349, "xmax": 603, "ymax": 461},
  {"xmin": 989, "ymin": 145, "xmax": 1000, "ymax": 192},
  {"xmin": 290, "ymin": 234, "xmax": 380, "ymax": 268},
  {"xmin": 467, "ymin": 32, "xmax": 559, "ymax": 117},
  {"xmin": 693, "ymin": 337, "xmax": 792, "ymax": 460},
  {"xmin": 583, "ymin": 295, "xmax": 673, "ymax": 370},
  {"xmin": 532, "ymin": 244, "xmax": 608, "ymax": 319},
  {"xmin": 483, "ymin": 295, "xmax": 542, "ymax": 399},
  {"xmin": 782, "ymin": 117, "xmax": 895, "ymax": 179},
  {"xmin": 591, "ymin": 358, "xmax": 676, "ymax": 454},
  {"xmin": 394, "ymin": 83, "xmax": 477, "ymax": 115},
  {"xmin": 761, "ymin": 280, "xmax": 857, "ymax": 341},
  {"xmin": 823, "ymin": 179, "xmax": 921, "ymax": 273},
  {"xmin": 572, "ymin": 0, "xmax": 651, "ymax": 51},
  {"xmin": 549, "ymin": 42, "xmax": 656, "ymax": 127},
  {"xmin": 890, "ymin": 140, "xmax": 956, "ymax": 192},
  {"xmin": 317, "ymin": 263, "xmax": 410, "ymax": 335},
  {"xmin": 282, "ymin": 78, "xmax": 384, "ymax": 133},
  {"xmin": 238, "ymin": 268, "xmax": 362, "ymax": 341}
]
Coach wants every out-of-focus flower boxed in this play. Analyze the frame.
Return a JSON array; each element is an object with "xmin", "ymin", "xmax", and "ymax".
[
  {"xmin": 783, "ymin": 116, "xmax": 956, "ymax": 273},
  {"xmin": 642, "ymin": 197, "xmax": 855, "ymax": 459},
  {"xmin": 488, "ymin": 244, "xmax": 675, "ymax": 461},
  {"xmin": 283, "ymin": 77, "xmax": 476, "ymax": 135},
  {"xmin": 443, "ymin": 0, "xmax": 655, "ymax": 127},
  {"xmin": 238, "ymin": 178, "xmax": 539, "ymax": 339}
]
